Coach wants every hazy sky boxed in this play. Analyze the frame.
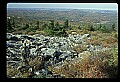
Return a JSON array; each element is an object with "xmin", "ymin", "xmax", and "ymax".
[{"xmin": 7, "ymin": 3, "xmax": 118, "ymax": 10}]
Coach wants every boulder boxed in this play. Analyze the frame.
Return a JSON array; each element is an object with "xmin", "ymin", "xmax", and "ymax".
[
  {"xmin": 82, "ymin": 34, "xmax": 91, "ymax": 40},
  {"xmin": 10, "ymin": 35, "xmax": 20, "ymax": 41},
  {"xmin": 6, "ymin": 33, "xmax": 13, "ymax": 40}
]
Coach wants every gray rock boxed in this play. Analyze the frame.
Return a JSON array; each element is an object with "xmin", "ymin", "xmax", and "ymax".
[
  {"xmin": 6, "ymin": 33, "xmax": 13, "ymax": 40},
  {"xmin": 30, "ymin": 48, "xmax": 37, "ymax": 56},
  {"xmin": 82, "ymin": 34, "xmax": 91, "ymax": 40}
]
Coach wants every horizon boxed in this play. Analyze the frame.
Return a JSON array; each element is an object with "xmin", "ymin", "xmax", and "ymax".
[{"xmin": 7, "ymin": 3, "xmax": 118, "ymax": 10}]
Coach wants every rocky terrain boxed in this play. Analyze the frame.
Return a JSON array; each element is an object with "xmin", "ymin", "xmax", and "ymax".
[{"xmin": 6, "ymin": 33, "xmax": 112, "ymax": 78}]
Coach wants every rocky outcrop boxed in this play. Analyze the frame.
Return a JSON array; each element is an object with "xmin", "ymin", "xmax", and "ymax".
[{"xmin": 6, "ymin": 33, "xmax": 107, "ymax": 78}]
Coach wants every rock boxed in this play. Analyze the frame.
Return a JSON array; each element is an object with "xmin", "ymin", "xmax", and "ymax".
[
  {"xmin": 78, "ymin": 51, "xmax": 91, "ymax": 59},
  {"xmin": 53, "ymin": 51, "xmax": 62, "ymax": 59},
  {"xmin": 46, "ymin": 48, "xmax": 56, "ymax": 56},
  {"xmin": 43, "ymin": 38, "xmax": 49, "ymax": 43},
  {"xmin": 30, "ymin": 48, "xmax": 37, "ymax": 56},
  {"xmin": 6, "ymin": 33, "xmax": 98, "ymax": 78},
  {"xmin": 42, "ymin": 55, "xmax": 52, "ymax": 61},
  {"xmin": 10, "ymin": 35, "xmax": 20, "ymax": 41},
  {"xmin": 71, "ymin": 32, "xmax": 77, "ymax": 35},
  {"xmin": 65, "ymin": 56, "xmax": 72, "ymax": 61},
  {"xmin": 41, "ymin": 48, "xmax": 47, "ymax": 53},
  {"xmin": 59, "ymin": 54, "xmax": 69, "ymax": 62},
  {"xmin": 82, "ymin": 34, "xmax": 91, "ymax": 40},
  {"xmin": 6, "ymin": 33, "xmax": 13, "ymax": 40},
  {"xmin": 53, "ymin": 43, "xmax": 60, "ymax": 47}
]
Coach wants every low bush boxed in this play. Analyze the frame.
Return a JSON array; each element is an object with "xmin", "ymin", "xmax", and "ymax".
[
  {"xmin": 48, "ymin": 48, "xmax": 118, "ymax": 78},
  {"xmin": 7, "ymin": 66, "xmax": 19, "ymax": 78}
]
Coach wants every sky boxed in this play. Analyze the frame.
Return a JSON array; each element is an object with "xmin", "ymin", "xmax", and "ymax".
[{"xmin": 7, "ymin": 3, "xmax": 118, "ymax": 10}]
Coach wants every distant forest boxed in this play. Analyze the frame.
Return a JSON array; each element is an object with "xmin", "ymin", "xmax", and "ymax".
[{"xmin": 7, "ymin": 8, "xmax": 118, "ymax": 35}]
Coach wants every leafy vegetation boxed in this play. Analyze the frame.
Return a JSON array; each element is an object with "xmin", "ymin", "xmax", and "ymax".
[
  {"xmin": 48, "ymin": 48, "xmax": 118, "ymax": 78},
  {"xmin": 6, "ymin": 8, "xmax": 118, "ymax": 78}
]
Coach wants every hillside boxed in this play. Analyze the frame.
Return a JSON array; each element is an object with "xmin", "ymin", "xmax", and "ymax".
[{"xmin": 6, "ymin": 8, "xmax": 118, "ymax": 78}]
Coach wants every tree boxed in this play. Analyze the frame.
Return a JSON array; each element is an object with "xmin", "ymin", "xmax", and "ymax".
[
  {"xmin": 43, "ymin": 20, "xmax": 68, "ymax": 37},
  {"xmin": 78, "ymin": 25, "xmax": 81, "ymax": 30},
  {"xmin": 42, "ymin": 23, "xmax": 47, "ymax": 30},
  {"xmin": 48, "ymin": 20, "xmax": 54, "ymax": 30},
  {"xmin": 64, "ymin": 19, "xmax": 69, "ymax": 29},
  {"xmin": 89, "ymin": 25, "xmax": 94, "ymax": 31},
  {"xmin": 100, "ymin": 25, "xmax": 109, "ymax": 33},
  {"xmin": 11, "ymin": 17, "xmax": 15, "ymax": 28},
  {"xmin": 22, "ymin": 23, "xmax": 29, "ymax": 30},
  {"xmin": 36, "ymin": 21, "xmax": 39, "ymax": 29},
  {"xmin": 112, "ymin": 23, "xmax": 116, "ymax": 31},
  {"xmin": 55, "ymin": 22, "xmax": 59, "ymax": 28},
  {"xmin": 54, "ymin": 22, "xmax": 60, "ymax": 31},
  {"xmin": 7, "ymin": 18, "xmax": 13, "ymax": 32},
  {"xmin": 98, "ymin": 23, "xmax": 102, "ymax": 30}
]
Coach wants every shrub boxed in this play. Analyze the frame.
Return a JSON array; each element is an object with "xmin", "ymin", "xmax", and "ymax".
[
  {"xmin": 72, "ymin": 45, "xmax": 87, "ymax": 53},
  {"xmin": 48, "ymin": 48, "xmax": 118, "ymax": 78},
  {"xmin": 12, "ymin": 30, "xmax": 23, "ymax": 34},
  {"xmin": 28, "ymin": 56, "xmax": 42, "ymax": 71},
  {"xmin": 7, "ymin": 66, "xmax": 19, "ymax": 78},
  {"xmin": 28, "ymin": 31, "xmax": 35, "ymax": 35}
]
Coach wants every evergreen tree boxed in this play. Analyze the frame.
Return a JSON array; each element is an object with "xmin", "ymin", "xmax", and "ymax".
[
  {"xmin": 89, "ymin": 25, "xmax": 94, "ymax": 31},
  {"xmin": 78, "ymin": 25, "xmax": 81, "ymax": 30},
  {"xmin": 36, "ymin": 21, "xmax": 39, "ymax": 29},
  {"xmin": 42, "ymin": 23, "xmax": 47, "ymax": 30},
  {"xmin": 64, "ymin": 19, "xmax": 68, "ymax": 29},
  {"xmin": 49, "ymin": 20, "xmax": 54, "ymax": 30},
  {"xmin": 11, "ymin": 17, "xmax": 15, "ymax": 28},
  {"xmin": 7, "ymin": 18, "xmax": 13, "ymax": 32},
  {"xmin": 55, "ymin": 22, "xmax": 59, "ymax": 28},
  {"xmin": 112, "ymin": 23, "xmax": 116, "ymax": 31},
  {"xmin": 55, "ymin": 22, "xmax": 60, "ymax": 31},
  {"xmin": 99, "ymin": 23, "xmax": 102, "ymax": 30},
  {"xmin": 23, "ymin": 23, "xmax": 29, "ymax": 30}
]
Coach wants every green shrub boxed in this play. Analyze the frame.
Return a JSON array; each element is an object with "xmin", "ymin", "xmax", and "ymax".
[{"xmin": 108, "ymin": 48, "xmax": 118, "ymax": 67}]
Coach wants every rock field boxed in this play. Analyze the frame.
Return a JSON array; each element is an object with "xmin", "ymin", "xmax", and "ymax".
[{"xmin": 6, "ymin": 33, "xmax": 110, "ymax": 78}]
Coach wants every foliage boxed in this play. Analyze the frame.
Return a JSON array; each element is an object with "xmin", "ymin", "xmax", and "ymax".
[
  {"xmin": 28, "ymin": 31, "xmax": 35, "ymax": 35},
  {"xmin": 112, "ymin": 23, "xmax": 116, "ymax": 31},
  {"xmin": 7, "ymin": 18, "xmax": 13, "ymax": 32},
  {"xmin": 72, "ymin": 45, "xmax": 87, "ymax": 53},
  {"xmin": 43, "ymin": 20, "xmax": 68, "ymax": 37},
  {"xmin": 108, "ymin": 48, "xmax": 118, "ymax": 67},
  {"xmin": 64, "ymin": 19, "xmax": 69, "ymax": 29},
  {"xmin": 36, "ymin": 20, "xmax": 39, "ymax": 29},
  {"xmin": 32, "ymin": 74, "xmax": 46, "ymax": 78},
  {"xmin": 7, "ymin": 66, "xmax": 19, "ymax": 78},
  {"xmin": 28, "ymin": 56, "xmax": 42, "ymax": 70},
  {"xmin": 48, "ymin": 48, "xmax": 118, "ymax": 78},
  {"xmin": 22, "ymin": 23, "xmax": 29, "ymax": 30}
]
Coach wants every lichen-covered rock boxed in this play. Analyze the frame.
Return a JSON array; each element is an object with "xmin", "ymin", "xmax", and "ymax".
[
  {"xmin": 6, "ymin": 33, "xmax": 100, "ymax": 78},
  {"xmin": 78, "ymin": 51, "xmax": 91, "ymax": 59}
]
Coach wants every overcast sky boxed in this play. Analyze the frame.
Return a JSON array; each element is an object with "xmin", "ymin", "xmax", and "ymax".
[{"xmin": 7, "ymin": 3, "xmax": 118, "ymax": 10}]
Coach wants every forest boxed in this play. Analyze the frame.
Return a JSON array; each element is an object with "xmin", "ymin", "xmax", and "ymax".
[{"xmin": 6, "ymin": 8, "xmax": 118, "ymax": 78}]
